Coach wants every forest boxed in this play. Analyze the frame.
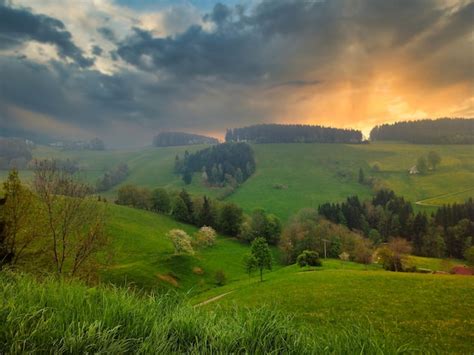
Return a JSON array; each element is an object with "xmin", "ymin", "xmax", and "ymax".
[
  {"xmin": 370, "ymin": 118, "xmax": 474, "ymax": 144},
  {"xmin": 175, "ymin": 143, "xmax": 256, "ymax": 186},
  {"xmin": 225, "ymin": 124, "xmax": 363, "ymax": 144},
  {"xmin": 153, "ymin": 132, "xmax": 219, "ymax": 147},
  {"xmin": 318, "ymin": 190, "xmax": 474, "ymax": 259}
]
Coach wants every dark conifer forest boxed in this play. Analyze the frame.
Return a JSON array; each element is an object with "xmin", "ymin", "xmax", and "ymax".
[
  {"xmin": 225, "ymin": 124, "xmax": 363, "ymax": 144},
  {"xmin": 370, "ymin": 118, "xmax": 474, "ymax": 144}
]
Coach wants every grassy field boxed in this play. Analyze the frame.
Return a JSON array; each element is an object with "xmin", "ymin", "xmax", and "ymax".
[
  {"xmin": 103, "ymin": 203, "xmax": 257, "ymax": 292},
  {"xmin": 194, "ymin": 260, "xmax": 474, "ymax": 353},
  {"xmin": 2, "ymin": 142, "xmax": 473, "ymax": 219}
]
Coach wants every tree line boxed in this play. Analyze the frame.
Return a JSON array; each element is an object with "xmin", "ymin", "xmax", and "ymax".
[
  {"xmin": 318, "ymin": 189, "xmax": 473, "ymax": 259},
  {"xmin": 174, "ymin": 143, "xmax": 256, "ymax": 187},
  {"xmin": 225, "ymin": 124, "xmax": 363, "ymax": 144},
  {"xmin": 370, "ymin": 118, "xmax": 474, "ymax": 144},
  {"xmin": 153, "ymin": 132, "xmax": 219, "ymax": 147},
  {"xmin": 115, "ymin": 184, "xmax": 281, "ymax": 245}
]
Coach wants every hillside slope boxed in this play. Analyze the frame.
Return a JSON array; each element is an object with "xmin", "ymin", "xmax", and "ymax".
[
  {"xmin": 194, "ymin": 261, "xmax": 474, "ymax": 353},
  {"xmin": 103, "ymin": 204, "xmax": 252, "ymax": 291},
  {"xmin": 3, "ymin": 142, "xmax": 473, "ymax": 220}
]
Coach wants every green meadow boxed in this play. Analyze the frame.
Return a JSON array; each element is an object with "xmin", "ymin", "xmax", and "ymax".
[
  {"xmin": 194, "ymin": 261, "xmax": 474, "ymax": 353},
  {"xmin": 103, "ymin": 204, "xmax": 255, "ymax": 292},
  {"xmin": 3, "ymin": 141, "xmax": 473, "ymax": 220}
]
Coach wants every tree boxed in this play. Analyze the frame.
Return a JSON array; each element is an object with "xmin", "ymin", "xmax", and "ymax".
[
  {"xmin": 358, "ymin": 168, "xmax": 365, "ymax": 184},
  {"xmin": 352, "ymin": 237, "xmax": 373, "ymax": 266},
  {"xmin": 417, "ymin": 156, "xmax": 428, "ymax": 174},
  {"xmin": 427, "ymin": 151, "xmax": 441, "ymax": 170},
  {"xmin": 198, "ymin": 196, "xmax": 214, "ymax": 227},
  {"xmin": 464, "ymin": 246, "xmax": 474, "ymax": 266},
  {"xmin": 194, "ymin": 226, "xmax": 216, "ymax": 248},
  {"xmin": 243, "ymin": 254, "xmax": 257, "ymax": 278},
  {"xmin": 249, "ymin": 237, "xmax": 272, "ymax": 281},
  {"xmin": 0, "ymin": 170, "xmax": 37, "ymax": 266},
  {"xmin": 33, "ymin": 160, "xmax": 108, "ymax": 278},
  {"xmin": 219, "ymin": 203, "xmax": 243, "ymax": 236},
  {"xmin": 183, "ymin": 169, "xmax": 192, "ymax": 185},
  {"xmin": 296, "ymin": 250, "xmax": 322, "ymax": 267},
  {"xmin": 151, "ymin": 188, "xmax": 171, "ymax": 213},
  {"xmin": 171, "ymin": 197, "xmax": 190, "ymax": 223},
  {"xmin": 376, "ymin": 238, "xmax": 412, "ymax": 272},
  {"xmin": 167, "ymin": 229, "xmax": 194, "ymax": 255},
  {"xmin": 179, "ymin": 190, "xmax": 194, "ymax": 223}
]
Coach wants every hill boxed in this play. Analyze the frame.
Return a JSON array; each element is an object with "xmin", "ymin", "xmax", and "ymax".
[
  {"xmin": 103, "ymin": 203, "xmax": 255, "ymax": 291},
  {"xmin": 194, "ymin": 261, "xmax": 474, "ymax": 353},
  {"xmin": 1, "ymin": 142, "xmax": 473, "ymax": 220}
]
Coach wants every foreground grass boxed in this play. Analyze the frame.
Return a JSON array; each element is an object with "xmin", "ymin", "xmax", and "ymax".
[
  {"xmin": 0, "ymin": 273, "xmax": 415, "ymax": 354},
  {"xmin": 195, "ymin": 263, "xmax": 474, "ymax": 353}
]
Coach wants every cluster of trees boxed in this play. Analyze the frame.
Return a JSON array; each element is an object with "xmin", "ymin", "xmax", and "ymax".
[
  {"xmin": 0, "ymin": 138, "xmax": 33, "ymax": 169},
  {"xmin": 415, "ymin": 151, "xmax": 441, "ymax": 174},
  {"xmin": 318, "ymin": 190, "xmax": 474, "ymax": 259},
  {"xmin": 115, "ymin": 185, "xmax": 281, "ymax": 245},
  {"xmin": 279, "ymin": 209, "xmax": 374, "ymax": 266},
  {"xmin": 153, "ymin": 132, "xmax": 219, "ymax": 147},
  {"xmin": 175, "ymin": 143, "xmax": 256, "ymax": 187},
  {"xmin": 0, "ymin": 165, "xmax": 108, "ymax": 278},
  {"xmin": 96, "ymin": 163, "xmax": 129, "ymax": 192},
  {"xmin": 370, "ymin": 118, "xmax": 474, "ymax": 144},
  {"xmin": 167, "ymin": 226, "xmax": 217, "ymax": 256},
  {"xmin": 225, "ymin": 124, "xmax": 363, "ymax": 144}
]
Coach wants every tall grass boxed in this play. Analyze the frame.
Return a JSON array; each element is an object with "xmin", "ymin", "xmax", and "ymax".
[{"xmin": 0, "ymin": 272, "xmax": 414, "ymax": 354}]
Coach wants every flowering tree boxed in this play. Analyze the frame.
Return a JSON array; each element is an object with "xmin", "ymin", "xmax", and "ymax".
[
  {"xmin": 168, "ymin": 229, "xmax": 194, "ymax": 255},
  {"xmin": 194, "ymin": 226, "xmax": 217, "ymax": 248}
]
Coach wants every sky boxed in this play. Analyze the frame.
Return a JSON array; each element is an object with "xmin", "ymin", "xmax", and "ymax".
[{"xmin": 0, "ymin": 0, "xmax": 472, "ymax": 146}]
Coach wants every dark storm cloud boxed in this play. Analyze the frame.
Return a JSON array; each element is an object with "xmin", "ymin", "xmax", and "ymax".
[
  {"xmin": 0, "ymin": 2, "xmax": 93, "ymax": 67},
  {"xmin": 92, "ymin": 45, "xmax": 103, "ymax": 56},
  {"xmin": 97, "ymin": 26, "xmax": 117, "ymax": 42},
  {"xmin": 1, "ymin": 0, "xmax": 473, "ymax": 146},
  {"xmin": 115, "ymin": 0, "xmax": 472, "ymax": 86}
]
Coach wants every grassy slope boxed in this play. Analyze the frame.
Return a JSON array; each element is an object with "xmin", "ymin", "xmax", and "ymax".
[
  {"xmin": 5, "ymin": 142, "xmax": 471, "ymax": 220},
  {"xmin": 103, "ymin": 203, "xmax": 253, "ymax": 292},
  {"xmin": 194, "ymin": 261, "xmax": 474, "ymax": 353}
]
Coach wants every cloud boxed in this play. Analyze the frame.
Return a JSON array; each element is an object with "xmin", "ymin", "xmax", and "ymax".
[
  {"xmin": 0, "ymin": 2, "xmax": 93, "ymax": 67},
  {"xmin": 0, "ymin": 0, "xmax": 472, "ymax": 146}
]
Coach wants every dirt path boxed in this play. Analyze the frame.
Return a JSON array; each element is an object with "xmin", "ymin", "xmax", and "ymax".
[
  {"xmin": 415, "ymin": 187, "xmax": 474, "ymax": 207},
  {"xmin": 194, "ymin": 291, "xmax": 234, "ymax": 307}
]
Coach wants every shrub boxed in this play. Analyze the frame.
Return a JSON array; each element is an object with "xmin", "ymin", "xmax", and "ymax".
[
  {"xmin": 214, "ymin": 270, "xmax": 227, "ymax": 286},
  {"xmin": 194, "ymin": 226, "xmax": 217, "ymax": 248},
  {"xmin": 167, "ymin": 229, "xmax": 194, "ymax": 255},
  {"xmin": 296, "ymin": 250, "xmax": 322, "ymax": 267}
]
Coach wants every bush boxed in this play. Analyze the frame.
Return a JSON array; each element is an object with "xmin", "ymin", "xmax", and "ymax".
[
  {"xmin": 296, "ymin": 250, "xmax": 322, "ymax": 267},
  {"xmin": 214, "ymin": 270, "xmax": 227, "ymax": 286},
  {"xmin": 194, "ymin": 226, "xmax": 217, "ymax": 248},
  {"xmin": 167, "ymin": 229, "xmax": 194, "ymax": 255}
]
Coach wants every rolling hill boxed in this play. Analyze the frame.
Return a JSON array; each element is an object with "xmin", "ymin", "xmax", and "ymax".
[
  {"xmin": 6, "ymin": 141, "xmax": 473, "ymax": 220},
  {"xmin": 193, "ymin": 260, "xmax": 474, "ymax": 353}
]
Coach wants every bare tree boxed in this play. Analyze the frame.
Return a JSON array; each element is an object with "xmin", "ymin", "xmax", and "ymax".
[{"xmin": 33, "ymin": 160, "xmax": 108, "ymax": 278}]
